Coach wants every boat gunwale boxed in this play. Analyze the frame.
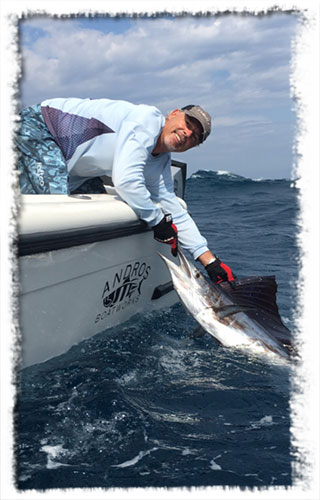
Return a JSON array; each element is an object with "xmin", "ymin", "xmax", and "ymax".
[{"xmin": 18, "ymin": 219, "xmax": 149, "ymax": 256}]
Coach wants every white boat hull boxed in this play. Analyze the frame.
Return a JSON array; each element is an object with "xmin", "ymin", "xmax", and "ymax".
[
  {"xmin": 19, "ymin": 234, "xmax": 176, "ymax": 368},
  {"xmin": 18, "ymin": 163, "xmax": 186, "ymax": 368}
]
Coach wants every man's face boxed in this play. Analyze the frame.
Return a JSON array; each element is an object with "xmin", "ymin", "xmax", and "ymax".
[{"xmin": 161, "ymin": 110, "xmax": 203, "ymax": 153}]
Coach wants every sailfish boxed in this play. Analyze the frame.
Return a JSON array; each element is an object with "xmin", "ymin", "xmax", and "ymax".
[{"xmin": 159, "ymin": 249, "xmax": 295, "ymax": 360}]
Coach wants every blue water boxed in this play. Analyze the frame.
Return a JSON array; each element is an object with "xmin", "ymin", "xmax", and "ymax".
[{"xmin": 16, "ymin": 170, "xmax": 299, "ymax": 490}]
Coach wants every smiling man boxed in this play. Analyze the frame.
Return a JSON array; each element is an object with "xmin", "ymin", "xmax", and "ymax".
[
  {"xmin": 16, "ymin": 97, "xmax": 234, "ymax": 283},
  {"xmin": 153, "ymin": 106, "xmax": 206, "ymax": 153}
]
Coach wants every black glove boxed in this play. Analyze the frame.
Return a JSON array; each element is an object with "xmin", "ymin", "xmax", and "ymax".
[
  {"xmin": 153, "ymin": 214, "xmax": 178, "ymax": 257},
  {"xmin": 206, "ymin": 257, "xmax": 236, "ymax": 287}
]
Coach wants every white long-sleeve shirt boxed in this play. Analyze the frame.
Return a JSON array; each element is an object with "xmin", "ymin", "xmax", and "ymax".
[{"xmin": 40, "ymin": 97, "xmax": 209, "ymax": 259}]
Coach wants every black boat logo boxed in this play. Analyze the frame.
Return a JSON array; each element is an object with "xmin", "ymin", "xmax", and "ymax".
[{"xmin": 101, "ymin": 261, "xmax": 151, "ymax": 309}]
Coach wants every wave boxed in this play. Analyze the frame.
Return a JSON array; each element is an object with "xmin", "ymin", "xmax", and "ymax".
[{"xmin": 188, "ymin": 169, "xmax": 291, "ymax": 185}]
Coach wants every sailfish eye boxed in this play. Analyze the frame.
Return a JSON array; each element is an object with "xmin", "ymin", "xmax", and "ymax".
[{"xmin": 194, "ymin": 271, "xmax": 201, "ymax": 279}]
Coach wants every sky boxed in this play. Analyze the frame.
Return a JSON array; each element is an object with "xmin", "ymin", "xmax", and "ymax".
[{"xmin": 18, "ymin": 13, "xmax": 300, "ymax": 179}]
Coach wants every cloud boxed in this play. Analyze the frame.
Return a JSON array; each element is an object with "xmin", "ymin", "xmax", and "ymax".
[
  {"xmin": 20, "ymin": 15, "xmax": 296, "ymax": 105},
  {"xmin": 18, "ymin": 14, "xmax": 298, "ymax": 178}
]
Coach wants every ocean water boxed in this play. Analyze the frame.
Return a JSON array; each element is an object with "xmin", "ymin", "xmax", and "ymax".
[{"xmin": 16, "ymin": 170, "xmax": 299, "ymax": 491}]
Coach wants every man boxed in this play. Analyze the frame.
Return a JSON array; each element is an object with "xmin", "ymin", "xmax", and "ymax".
[{"xmin": 16, "ymin": 97, "xmax": 234, "ymax": 285}]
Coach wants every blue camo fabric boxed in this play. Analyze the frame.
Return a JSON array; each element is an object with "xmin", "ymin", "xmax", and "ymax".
[
  {"xmin": 15, "ymin": 104, "xmax": 69, "ymax": 194},
  {"xmin": 15, "ymin": 104, "xmax": 107, "ymax": 195}
]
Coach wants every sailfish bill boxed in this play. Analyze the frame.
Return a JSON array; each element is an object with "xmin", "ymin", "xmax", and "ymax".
[{"xmin": 159, "ymin": 248, "xmax": 294, "ymax": 360}]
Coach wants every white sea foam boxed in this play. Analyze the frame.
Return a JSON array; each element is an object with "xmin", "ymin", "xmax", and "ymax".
[
  {"xmin": 146, "ymin": 406, "xmax": 200, "ymax": 424},
  {"xmin": 182, "ymin": 448, "xmax": 193, "ymax": 456},
  {"xmin": 116, "ymin": 370, "xmax": 139, "ymax": 386},
  {"xmin": 41, "ymin": 444, "xmax": 70, "ymax": 470},
  {"xmin": 190, "ymin": 173, "xmax": 204, "ymax": 179},
  {"xmin": 216, "ymin": 170, "xmax": 243, "ymax": 179},
  {"xmin": 216, "ymin": 170, "xmax": 230, "ymax": 176},
  {"xmin": 247, "ymin": 415, "xmax": 274, "ymax": 430},
  {"xmin": 158, "ymin": 346, "xmax": 188, "ymax": 375},
  {"xmin": 209, "ymin": 455, "xmax": 222, "ymax": 470},
  {"xmin": 259, "ymin": 415, "xmax": 273, "ymax": 425},
  {"xmin": 111, "ymin": 447, "xmax": 158, "ymax": 468}
]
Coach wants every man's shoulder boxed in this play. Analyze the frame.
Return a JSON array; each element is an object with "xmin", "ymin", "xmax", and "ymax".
[
  {"xmin": 128, "ymin": 104, "xmax": 164, "ymax": 136},
  {"xmin": 131, "ymin": 103, "xmax": 163, "ymax": 120}
]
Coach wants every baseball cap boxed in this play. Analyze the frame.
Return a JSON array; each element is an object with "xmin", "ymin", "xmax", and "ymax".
[{"xmin": 181, "ymin": 105, "xmax": 212, "ymax": 143}]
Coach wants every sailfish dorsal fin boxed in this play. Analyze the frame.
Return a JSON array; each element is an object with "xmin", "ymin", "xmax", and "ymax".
[{"xmin": 219, "ymin": 276, "xmax": 293, "ymax": 350}]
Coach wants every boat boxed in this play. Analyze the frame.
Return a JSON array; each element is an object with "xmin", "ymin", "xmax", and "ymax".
[{"xmin": 18, "ymin": 160, "xmax": 187, "ymax": 368}]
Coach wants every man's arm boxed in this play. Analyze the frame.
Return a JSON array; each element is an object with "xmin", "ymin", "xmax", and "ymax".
[
  {"xmin": 150, "ymin": 163, "xmax": 209, "ymax": 260},
  {"xmin": 154, "ymin": 165, "xmax": 235, "ymax": 284},
  {"xmin": 111, "ymin": 120, "xmax": 164, "ymax": 227},
  {"xmin": 197, "ymin": 250, "xmax": 215, "ymax": 266}
]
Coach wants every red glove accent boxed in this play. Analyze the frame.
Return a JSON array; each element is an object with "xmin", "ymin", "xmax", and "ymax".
[
  {"xmin": 170, "ymin": 222, "xmax": 178, "ymax": 257},
  {"xmin": 205, "ymin": 257, "xmax": 235, "ymax": 287},
  {"xmin": 216, "ymin": 262, "xmax": 234, "ymax": 284}
]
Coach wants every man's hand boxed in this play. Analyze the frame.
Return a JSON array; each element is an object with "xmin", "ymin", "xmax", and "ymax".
[
  {"xmin": 205, "ymin": 257, "xmax": 235, "ymax": 287},
  {"xmin": 153, "ymin": 214, "xmax": 178, "ymax": 257}
]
